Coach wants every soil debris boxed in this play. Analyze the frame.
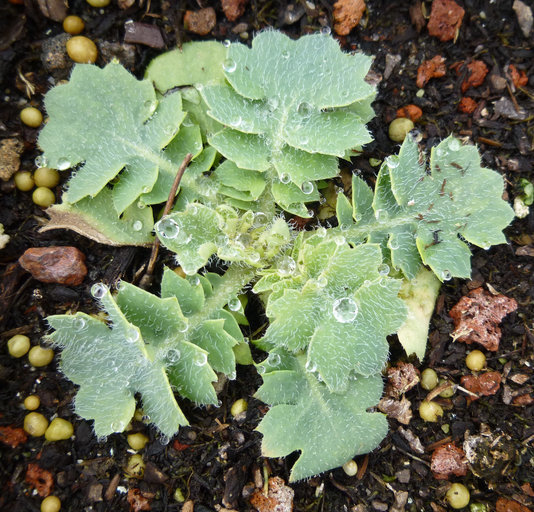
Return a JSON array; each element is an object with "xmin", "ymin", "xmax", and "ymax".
[
  {"xmin": 461, "ymin": 371, "xmax": 502, "ymax": 398},
  {"xmin": 25, "ymin": 463, "xmax": 54, "ymax": 497},
  {"xmin": 458, "ymin": 97, "xmax": 477, "ymax": 114},
  {"xmin": 427, "ymin": 0, "xmax": 465, "ymax": 42},
  {"xmin": 184, "ymin": 8, "xmax": 216, "ymax": 36},
  {"xmin": 416, "ymin": 55, "xmax": 446, "ymax": 88},
  {"xmin": 333, "ymin": 0, "xmax": 366, "ymax": 36},
  {"xmin": 249, "ymin": 476, "xmax": 294, "ymax": 512},
  {"xmin": 396, "ymin": 104, "xmax": 423, "ymax": 121},
  {"xmin": 449, "ymin": 287, "xmax": 518, "ymax": 351},
  {"xmin": 127, "ymin": 488, "xmax": 153, "ymax": 512},
  {"xmin": 18, "ymin": 246, "xmax": 88, "ymax": 286},
  {"xmin": 378, "ymin": 396, "xmax": 413, "ymax": 425},
  {"xmin": 222, "ymin": 0, "xmax": 249, "ymax": 22},
  {"xmin": 430, "ymin": 443, "xmax": 468, "ymax": 480},
  {"xmin": 453, "ymin": 60, "xmax": 489, "ymax": 92},
  {"xmin": 512, "ymin": 0, "xmax": 533, "ymax": 37},
  {"xmin": 385, "ymin": 362, "xmax": 420, "ymax": 398},
  {"xmin": 0, "ymin": 425, "xmax": 27, "ymax": 448},
  {"xmin": 124, "ymin": 21, "xmax": 165, "ymax": 49},
  {"xmin": 0, "ymin": 138, "xmax": 24, "ymax": 181}
]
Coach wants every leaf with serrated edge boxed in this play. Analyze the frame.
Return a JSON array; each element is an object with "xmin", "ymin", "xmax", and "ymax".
[
  {"xmin": 38, "ymin": 63, "xmax": 184, "ymax": 213},
  {"xmin": 345, "ymin": 134, "xmax": 514, "ymax": 280},
  {"xmin": 200, "ymin": 31, "xmax": 375, "ymax": 213},
  {"xmin": 261, "ymin": 238, "xmax": 406, "ymax": 392},
  {"xmin": 256, "ymin": 353, "xmax": 387, "ymax": 482}
]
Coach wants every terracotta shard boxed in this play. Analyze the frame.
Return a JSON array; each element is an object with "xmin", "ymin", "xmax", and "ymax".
[
  {"xmin": 333, "ymin": 0, "xmax": 366, "ymax": 36},
  {"xmin": 460, "ymin": 371, "xmax": 502, "ymax": 399},
  {"xmin": 449, "ymin": 287, "xmax": 517, "ymax": 351},
  {"xmin": 431, "ymin": 443, "xmax": 468, "ymax": 480},
  {"xmin": 222, "ymin": 0, "xmax": 249, "ymax": 22},
  {"xmin": 427, "ymin": 0, "xmax": 465, "ymax": 42},
  {"xmin": 183, "ymin": 8, "xmax": 216, "ymax": 36},
  {"xmin": 416, "ymin": 55, "xmax": 446, "ymax": 88}
]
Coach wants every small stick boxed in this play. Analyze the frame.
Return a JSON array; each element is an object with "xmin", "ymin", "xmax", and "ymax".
[{"xmin": 140, "ymin": 153, "xmax": 193, "ymax": 289}]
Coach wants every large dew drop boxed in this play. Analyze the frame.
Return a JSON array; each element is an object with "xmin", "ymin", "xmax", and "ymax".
[
  {"xmin": 301, "ymin": 181, "xmax": 314, "ymax": 194},
  {"xmin": 223, "ymin": 58, "xmax": 237, "ymax": 73},
  {"xmin": 57, "ymin": 157, "xmax": 71, "ymax": 170},
  {"xmin": 194, "ymin": 352, "xmax": 208, "ymax": 367},
  {"xmin": 228, "ymin": 297, "xmax": 241, "ymax": 311},
  {"xmin": 156, "ymin": 217, "xmax": 180, "ymax": 239},
  {"xmin": 332, "ymin": 297, "xmax": 359, "ymax": 323},
  {"xmin": 278, "ymin": 255, "xmax": 296, "ymax": 277},
  {"xmin": 166, "ymin": 348, "xmax": 181, "ymax": 364}
]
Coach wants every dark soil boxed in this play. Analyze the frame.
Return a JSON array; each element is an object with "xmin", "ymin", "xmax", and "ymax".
[{"xmin": 1, "ymin": 1, "xmax": 533, "ymax": 511}]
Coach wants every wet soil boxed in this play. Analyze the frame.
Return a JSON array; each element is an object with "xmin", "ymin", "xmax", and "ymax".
[{"xmin": 1, "ymin": 1, "xmax": 533, "ymax": 511}]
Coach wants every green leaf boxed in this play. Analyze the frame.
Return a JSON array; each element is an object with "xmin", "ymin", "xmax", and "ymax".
[
  {"xmin": 41, "ymin": 187, "xmax": 154, "ymax": 246},
  {"xmin": 397, "ymin": 267, "xmax": 441, "ymax": 360},
  {"xmin": 39, "ymin": 63, "xmax": 185, "ymax": 213},
  {"xmin": 200, "ymin": 31, "xmax": 375, "ymax": 214},
  {"xmin": 344, "ymin": 134, "xmax": 515, "ymax": 280},
  {"xmin": 256, "ymin": 353, "xmax": 387, "ymax": 482},
  {"xmin": 261, "ymin": 237, "xmax": 407, "ymax": 392}
]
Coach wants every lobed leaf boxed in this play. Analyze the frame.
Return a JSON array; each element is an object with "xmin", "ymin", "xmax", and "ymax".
[{"xmin": 256, "ymin": 353, "xmax": 387, "ymax": 482}]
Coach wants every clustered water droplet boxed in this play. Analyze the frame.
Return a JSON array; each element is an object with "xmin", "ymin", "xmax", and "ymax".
[
  {"xmin": 156, "ymin": 217, "xmax": 180, "ymax": 239},
  {"xmin": 194, "ymin": 352, "xmax": 208, "ymax": 367},
  {"xmin": 279, "ymin": 172, "xmax": 291, "ymax": 184},
  {"xmin": 35, "ymin": 155, "xmax": 47, "ymax": 168},
  {"xmin": 332, "ymin": 297, "xmax": 359, "ymax": 323},
  {"xmin": 91, "ymin": 282, "xmax": 108, "ymax": 299}
]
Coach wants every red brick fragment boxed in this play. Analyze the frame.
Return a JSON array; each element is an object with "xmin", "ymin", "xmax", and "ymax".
[
  {"xmin": 455, "ymin": 60, "xmax": 489, "ymax": 93},
  {"xmin": 18, "ymin": 246, "xmax": 87, "ymax": 286},
  {"xmin": 508, "ymin": 64, "xmax": 529, "ymax": 88},
  {"xmin": 0, "ymin": 425, "xmax": 27, "ymax": 448},
  {"xmin": 333, "ymin": 0, "xmax": 366, "ymax": 36},
  {"xmin": 427, "ymin": 0, "xmax": 465, "ymax": 42},
  {"xmin": 416, "ymin": 55, "xmax": 446, "ymax": 88},
  {"xmin": 458, "ymin": 96, "xmax": 477, "ymax": 114},
  {"xmin": 127, "ymin": 488, "xmax": 152, "ymax": 512},
  {"xmin": 250, "ymin": 476, "xmax": 294, "ymax": 512},
  {"xmin": 183, "ymin": 8, "xmax": 216, "ymax": 36},
  {"xmin": 496, "ymin": 497, "xmax": 532, "ymax": 512},
  {"xmin": 460, "ymin": 371, "xmax": 502, "ymax": 399},
  {"xmin": 431, "ymin": 443, "xmax": 468, "ymax": 480},
  {"xmin": 25, "ymin": 463, "xmax": 54, "ymax": 497},
  {"xmin": 386, "ymin": 362, "xmax": 420, "ymax": 398},
  {"xmin": 396, "ymin": 104, "xmax": 423, "ymax": 122},
  {"xmin": 222, "ymin": 0, "xmax": 249, "ymax": 21},
  {"xmin": 449, "ymin": 287, "xmax": 518, "ymax": 351}
]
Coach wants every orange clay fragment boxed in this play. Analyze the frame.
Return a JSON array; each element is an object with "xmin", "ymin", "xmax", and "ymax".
[
  {"xmin": 458, "ymin": 96, "xmax": 477, "ymax": 114},
  {"xmin": 449, "ymin": 287, "xmax": 517, "ymax": 351},
  {"xmin": 460, "ymin": 371, "xmax": 502, "ymax": 399},
  {"xmin": 508, "ymin": 64, "xmax": 528, "ymax": 88},
  {"xmin": 333, "ymin": 0, "xmax": 366, "ymax": 36},
  {"xmin": 416, "ymin": 55, "xmax": 446, "ymax": 88},
  {"xmin": 0, "ymin": 425, "xmax": 27, "ymax": 448},
  {"xmin": 453, "ymin": 60, "xmax": 489, "ymax": 92},
  {"xmin": 496, "ymin": 497, "xmax": 532, "ymax": 512},
  {"xmin": 427, "ymin": 0, "xmax": 465, "ymax": 42},
  {"xmin": 396, "ymin": 104, "xmax": 423, "ymax": 122},
  {"xmin": 127, "ymin": 488, "xmax": 152, "ymax": 512},
  {"xmin": 431, "ymin": 443, "xmax": 468, "ymax": 480},
  {"xmin": 250, "ymin": 476, "xmax": 294, "ymax": 512},
  {"xmin": 25, "ymin": 463, "xmax": 54, "ymax": 497}
]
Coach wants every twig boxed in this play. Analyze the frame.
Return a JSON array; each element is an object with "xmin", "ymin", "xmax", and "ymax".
[{"xmin": 139, "ymin": 152, "xmax": 193, "ymax": 289}]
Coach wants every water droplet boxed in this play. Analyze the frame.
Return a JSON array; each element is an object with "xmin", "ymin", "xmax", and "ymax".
[
  {"xmin": 111, "ymin": 420, "xmax": 125, "ymax": 432},
  {"xmin": 316, "ymin": 276, "xmax": 327, "ymax": 288},
  {"xmin": 144, "ymin": 99, "xmax": 156, "ymax": 113},
  {"xmin": 282, "ymin": 50, "xmax": 290, "ymax": 59},
  {"xmin": 229, "ymin": 371, "xmax": 236, "ymax": 380},
  {"xmin": 301, "ymin": 181, "xmax": 314, "ymax": 194},
  {"xmin": 223, "ymin": 39, "xmax": 231, "ymax": 47},
  {"xmin": 34, "ymin": 155, "xmax": 47, "ymax": 168},
  {"xmin": 254, "ymin": 212, "xmax": 268, "ymax": 226},
  {"xmin": 126, "ymin": 328, "xmax": 139, "ymax": 343},
  {"xmin": 390, "ymin": 238, "xmax": 399, "ymax": 250},
  {"xmin": 386, "ymin": 156, "xmax": 399, "ymax": 169},
  {"xmin": 378, "ymin": 263, "xmax": 390, "ymax": 276},
  {"xmin": 305, "ymin": 359, "xmax": 317, "ymax": 373},
  {"xmin": 320, "ymin": 26, "xmax": 331, "ymax": 35},
  {"xmin": 279, "ymin": 172, "xmax": 291, "ymax": 184},
  {"xmin": 267, "ymin": 98, "xmax": 279, "ymax": 111},
  {"xmin": 248, "ymin": 252, "xmax": 261, "ymax": 263},
  {"xmin": 230, "ymin": 116, "xmax": 242, "ymax": 128},
  {"xmin": 156, "ymin": 217, "xmax": 180, "ymax": 239},
  {"xmin": 257, "ymin": 365, "xmax": 266, "ymax": 374},
  {"xmin": 407, "ymin": 199, "xmax": 415, "ymax": 207},
  {"xmin": 91, "ymin": 282, "xmax": 108, "ymax": 299},
  {"xmin": 57, "ymin": 157, "xmax": 71, "ymax": 170},
  {"xmin": 137, "ymin": 200, "xmax": 146, "ymax": 209},
  {"xmin": 194, "ymin": 352, "xmax": 208, "ymax": 366},
  {"xmin": 410, "ymin": 129, "xmax": 423, "ymax": 143},
  {"xmin": 188, "ymin": 275, "xmax": 200, "ymax": 286},
  {"xmin": 167, "ymin": 348, "xmax": 181, "ymax": 364},
  {"xmin": 73, "ymin": 317, "xmax": 86, "ymax": 330},
  {"xmin": 142, "ymin": 186, "xmax": 151, "ymax": 193},
  {"xmin": 334, "ymin": 235, "xmax": 345, "ymax": 246},
  {"xmin": 188, "ymin": 204, "xmax": 198, "ymax": 215},
  {"xmin": 297, "ymin": 102, "xmax": 313, "ymax": 118},
  {"xmin": 223, "ymin": 58, "xmax": 237, "ymax": 73},
  {"xmin": 316, "ymin": 227, "xmax": 327, "ymax": 238},
  {"xmin": 228, "ymin": 297, "xmax": 241, "ymax": 311},
  {"xmin": 448, "ymin": 138, "xmax": 460, "ymax": 151},
  {"xmin": 332, "ymin": 297, "xmax": 358, "ymax": 323},
  {"xmin": 436, "ymin": 147, "xmax": 444, "ymax": 157},
  {"xmin": 182, "ymin": 117, "xmax": 194, "ymax": 127},
  {"xmin": 177, "ymin": 320, "xmax": 188, "ymax": 333},
  {"xmin": 441, "ymin": 270, "xmax": 452, "ymax": 281},
  {"xmin": 132, "ymin": 220, "xmax": 143, "ymax": 232},
  {"xmin": 278, "ymin": 256, "xmax": 296, "ymax": 277},
  {"xmin": 267, "ymin": 353, "xmax": 281, "ymax": 367},
  {"xmin": 375, "ymin": 209, "xmax": 389, "ymax": 223}
]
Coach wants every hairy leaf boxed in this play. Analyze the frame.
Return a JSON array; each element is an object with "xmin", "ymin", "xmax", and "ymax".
[
  {"xmin": 38, "ymin": 63, "xmax": 185, "ymax": 213},
  {"xmin": 200, "ymin": 30, "xmax": 375, "ymax": 213},
  {"xmin": 259, "ymin": 235, "xmax": 407, "ymax": 393},
  {"xmin": 256, "ymin": 353, "xmax": 387, "ymax": 482},
  {"xmin": 342, "ymin": 135, "xmax": 515, "ymax": 280}
]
